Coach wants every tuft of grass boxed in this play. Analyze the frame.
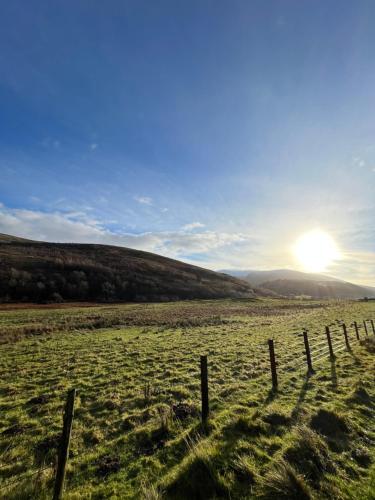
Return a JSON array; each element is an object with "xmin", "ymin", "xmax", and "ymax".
[
  {"xmin": 223, "ymin": 415, "xmax": 267, "ymax": 438},
  {"xmin": 95, "ymin": 454, "xmax": 121, "ymax": 478},
  {"xmin": 140, "ymin": 480, "xmax": 163, "ymax": 500},
  {"xmin": 283, "ymin": 425, "xmax": 333, "ymax": 483},
  {"xmin": 262, "ymin": 403, "xmax": 291, "ymax": 427},
  {"xmin": 83, "ymin": 428, "xmax": 104, "ymax": 446},
  {"xmin": 310, "ymin": 408, "xmax": 350, "ymax": 451},
  {"xmin": 261, "ymin": 459, "xmax": 312, "ymax": 499},
  {"xmin": 351, "ymin": 446, "xmax": 372, "ymax": 468},
  {"xmin": 164, "ymin": 436, "xmax": 228, "ymax": 499},
  {"xmin": 232, "ymin": 453, "xmax": 258, "ymax": 485},
  {"xmin": 347, "ymin": 384, "xmax": 372, "ymax": 406}
]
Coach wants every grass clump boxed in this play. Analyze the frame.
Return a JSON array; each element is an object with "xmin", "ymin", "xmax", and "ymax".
[
  {"xmin": 95, "ymin": 454, "xmax": 121, "ymax": 478},
  {"xmin": 140, "ymin": 480, "xmax": 163, "ymax": 499},
  {"xmin": 231, "ymin": 453, "xmax": 258, "ymax": 485},
  {"xmin": 133, "ymin": 422, "xmax": 171, "ymax": 457},
  {"xmin": 351, "ymin": 446, "xmax": 372, "ymax": 468},
  {"xmin": 261, "ymin": 459, "xmax": 312, "ymax": 499},
  {"xmin": 347, "ymin": 384, "xmax": 373, "ymax": 406},
  {"xmin": 165, "ymin": 438, "xmax": 228, "ymax": 499},
  {"xmin": 283, "ymin": 425, "xmax": 333, "ymax": 482},
  {"xmin": 262, "ymin": 404, "xmax": 291, "ymax": 428},
  {"xmin": 310, "ymin": 408, "xmax": 350, "ymax": 451},
  {"xmin": 223, "ymin": 414, "xmax": 267, "ymax": 438}
]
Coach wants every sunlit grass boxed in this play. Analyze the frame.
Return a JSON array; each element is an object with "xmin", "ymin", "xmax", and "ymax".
[{"xmin": 0, "ymin": 298, "xmax": 374, "ymax": 498}]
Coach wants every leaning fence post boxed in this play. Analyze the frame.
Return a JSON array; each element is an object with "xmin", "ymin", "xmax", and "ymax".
[
  {"xmin": 325, "ymin": 326, "xmax": 334, "ymax": 359},
  {"xmin": 268, "ymin": 339, "xmax": 278, "ymax": 390},
  {"xmin": 371, "ymin": 319, "xmax": 375, "ymax": 336},
  {"xmin": 53, "ymin": 388, "xmax": 76, "ymax": 500},
  {"xmin": 200, "ymin": 355, "xmax": 209, "ymax": 424},
  {"xmin": 363, "ymin": 320, "xmax": 369, "ymax": 336},
  {"xmin": 354, "ymin": 321, "xmax": 360, "ymax": 340},
  {"xmin": 342, "ymin": 323, "xmax": 350, "ymax": 349},
  {"xmin": 303, "ymin": 330, "xmax": 314, "ymax": 373}
]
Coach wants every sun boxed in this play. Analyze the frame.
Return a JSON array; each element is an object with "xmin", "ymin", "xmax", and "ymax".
[{"xmin": 293, "ymin": 229, "xmax": 340, "ymax": 273}]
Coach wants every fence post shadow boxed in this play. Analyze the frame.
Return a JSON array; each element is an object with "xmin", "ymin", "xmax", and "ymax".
[
  {"xmin": 260, "ymin": 386, "xmax": 278, "ymax": 409},
  {"xmin": 345, "ymin": 347, "xmax": 362, "ymax": 365},
  {"xmin": 291, "ymin": 373, "xmax": 311, "ymax": 421},
  {"xmin": 330, "ymin": 357, "xmax": 338, "ymax": 388}
]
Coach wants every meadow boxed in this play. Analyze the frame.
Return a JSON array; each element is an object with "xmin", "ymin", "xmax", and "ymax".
[{"xmin": 0, "ymin": 298, "xmax": 374, "ymax": 499}]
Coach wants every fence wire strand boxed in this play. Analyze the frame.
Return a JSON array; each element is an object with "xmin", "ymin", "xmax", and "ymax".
[{"xmin": 1, "ymin": 316, "xmax": 373, "ymax": 492}]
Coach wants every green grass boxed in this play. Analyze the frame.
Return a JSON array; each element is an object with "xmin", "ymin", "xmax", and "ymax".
[{"xmin": 0, "ymin": 298, "xmax": 374, "ymax": 499}]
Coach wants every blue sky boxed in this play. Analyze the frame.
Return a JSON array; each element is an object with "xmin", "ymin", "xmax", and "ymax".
[{"xmin": 1, "ymin": 1, "xmax": 375, "ymax": 285}]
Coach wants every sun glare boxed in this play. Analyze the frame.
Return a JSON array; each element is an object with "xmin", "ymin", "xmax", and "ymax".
[{"xmin": 293, "ymin": 229, "xmax": 340, "ymax": 273}]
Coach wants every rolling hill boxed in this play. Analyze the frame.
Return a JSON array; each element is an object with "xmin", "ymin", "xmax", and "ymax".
[
  {"xmin": 0, "ymin": 233, "xmax": 255, "ymax": 303},
  {"xmin": 222, "ymin": 268, "xmax": 375, "ymax": 299}
]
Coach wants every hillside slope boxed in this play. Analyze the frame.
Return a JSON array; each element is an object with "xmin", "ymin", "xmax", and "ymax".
[
  {"xmin": 244, "ymin": 269, "xmax": 342, "ymax": 286},
  {"xmin": 221, "ymin": 268, "xmax": 342, "ymax": 286},
  {"xmin": 0, "ymin": 233, "xmax": 255, "ymax": 303},
  {"xmin": 222, "ymin": 268, "xmax": 375, "ymax": 299},
  {"xmin": 260, "ymin": 278, "xmax": 374, "ymax": 299}
]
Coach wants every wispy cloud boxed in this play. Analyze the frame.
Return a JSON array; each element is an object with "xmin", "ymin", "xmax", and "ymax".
[
  {"xmin": 0, "ymin": 203, "xmax": 251, "ymax": 265},
  {"xmin": 182, "ymin": 222, "xmax": 205, "ymax": 231},
  {"xmin": 134, "ymin": 196, "xmax": 153, "ymax": 205},
  {"xmin": 0, "ymin": 193, "xmax": 374, "ymax": 285},
  {"xmin": 90, "ymin": 143, "xmax": 98, "ymax": 150},
  {"xmin": 353, "ymin": 157, "xmax": 365, "ymax": 168}
]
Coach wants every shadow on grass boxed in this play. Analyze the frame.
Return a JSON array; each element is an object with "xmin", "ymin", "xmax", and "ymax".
[
  {"xmin": 343, "ymin": 345, "xmax": 364, "ymax": 366},
  {"xmin": 361, "ymin": 337, "xmax": 375, "ymax": 353},
  {"xmin": 260, "ymin": 388, "xmax": 278, "ymax": 410},
  {"xmin": 291, "ymin": 372, "xmax": 313, "ymax": 421},
  {"xmin": 330, "ymin": 358, "xmax": 337, "ymax": 388},
  {"xmin": 155, "ymin": 419, "xmax": 214, "ymax": 469}
]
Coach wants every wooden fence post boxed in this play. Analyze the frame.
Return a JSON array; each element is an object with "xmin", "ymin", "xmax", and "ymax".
[
  {"xmin": 354, "ymin": 321, "xmax": 360, "ymax": 340},
  {"xmin": 325, "ymin": 326, "xmax": 334, "ymax": 359},
  {"xmin": 303, "ymin": 330, "xmax": 314, "ymax": 373},
  {"xmin": 53, "ymin": 388, "xmax": 76, "ymax": 500},
  {"xmin": 342, "ymin": 323, "xmax": 350, "ymax": 349},
  {"xmin": 268, "ymin": 339, "xmax": 278, "ymax": 390},
  {"xmin": 363, "ymin": 320, "xmax": 369, "ymax": 337},
  {"xmin": 200, "ymin": 355, "xmax": 209, "ymax": 424},
  {"xmin": 371, "ymin": 319, "xmax": 375, "ymax": 336}
]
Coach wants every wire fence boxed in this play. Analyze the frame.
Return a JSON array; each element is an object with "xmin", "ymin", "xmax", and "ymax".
[{"xmin": 0, "ymin": 317, "xmax": 374, "ymax": 495}]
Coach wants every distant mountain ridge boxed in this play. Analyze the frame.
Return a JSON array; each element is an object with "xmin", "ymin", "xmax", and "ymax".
[
  {"xmin": 0, "ymin": 233, "xmax": 255, "ymax": 303},
  {"xmin": 220, "ymin": 268, "xmax": 342, "ymax": 285},
  {"xmin": 221, "ymin": 268, "xmax": 375, "ymax": 299}
]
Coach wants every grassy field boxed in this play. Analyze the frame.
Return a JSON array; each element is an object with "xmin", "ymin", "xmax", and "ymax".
[{"xmin": 0, "ymin": 298, "xmax": 374, "ymax": 499}]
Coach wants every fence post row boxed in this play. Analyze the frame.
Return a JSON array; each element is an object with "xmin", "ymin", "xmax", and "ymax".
[
  {"xmin": 268, "ymin": 339, "xmax": 278, "ymax": 390},
  {"xmin": 200, "ymin": 355, "xmax": 209, "ymax": 424},
  {"xmin": 325, "ymin": 326, "xmax": 334, "ymax": 359},
  {"xmin": 303, "ymin": 330, "xmax": 314, "ymax": 373},
  {"xmin": 6, "ymin": 314, "xmax": 373, "ymax": 499},
  {"xmin": 53, "ymin": 388, "xmax": 76, "ymax": 500},
  {"xmin": 363, "ymin": 320, "xmax": 369, "ymax": 337}
]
